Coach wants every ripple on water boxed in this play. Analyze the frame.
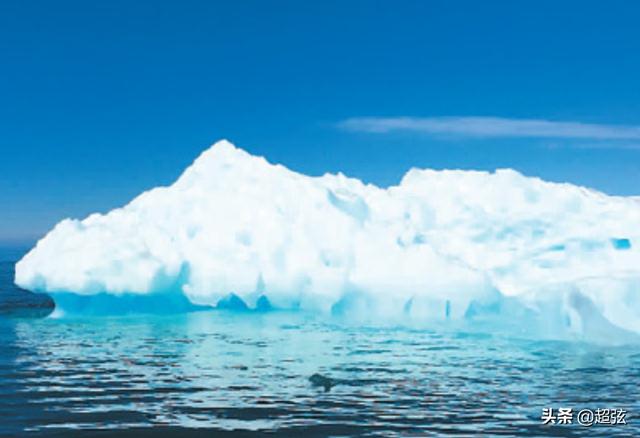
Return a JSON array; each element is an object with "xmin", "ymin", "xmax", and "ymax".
[{"xmin": 0, "ymin": 311, "xmax": 638, "ymax": 436}]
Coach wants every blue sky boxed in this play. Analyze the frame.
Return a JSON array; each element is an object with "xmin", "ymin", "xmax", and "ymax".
[{"xmin": 2, "ymin": 0, "xmax": 640, "ymax": 243}]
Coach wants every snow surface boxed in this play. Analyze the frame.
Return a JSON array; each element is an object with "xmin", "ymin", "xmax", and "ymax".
[{"xmin": 15, "ymin": 140, "xmax": 640, "ymax": 341}]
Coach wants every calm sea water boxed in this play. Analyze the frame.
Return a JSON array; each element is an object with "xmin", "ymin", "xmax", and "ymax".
[{"xmin": 1, "ymin": 255, "xmax": 639, "ymax": 437}]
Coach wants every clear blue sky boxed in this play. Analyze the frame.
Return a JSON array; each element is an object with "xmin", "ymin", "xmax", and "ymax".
[{"xmin": 2, "ymin": 0, "xmax": 640, "ymax": 243}]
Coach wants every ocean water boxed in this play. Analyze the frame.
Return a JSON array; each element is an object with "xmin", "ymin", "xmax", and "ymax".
[{"xmin": 1, "ymin": 258, "xmax": 639, "ymax": 437}]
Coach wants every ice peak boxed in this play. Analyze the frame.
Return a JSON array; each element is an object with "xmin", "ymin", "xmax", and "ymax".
[
  {"xmin": 195, "ymin": 139, "xmax": 251, "ymax": 165},
  {"xmin": 175, "ymin": 139, "xmax": 276, "ymax": 187}
]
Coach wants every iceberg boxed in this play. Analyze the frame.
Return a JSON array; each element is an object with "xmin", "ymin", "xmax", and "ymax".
[{"xmin": 15, "ymin": 140, "xmax": 640, "ymax": 340}]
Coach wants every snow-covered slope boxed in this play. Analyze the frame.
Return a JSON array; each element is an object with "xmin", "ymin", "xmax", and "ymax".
[{"xmin": 15, "ymin": 140, "xmax": 640, "ymax": 340}]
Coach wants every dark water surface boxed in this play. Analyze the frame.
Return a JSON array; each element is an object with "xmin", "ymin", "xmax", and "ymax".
[{"xmin": 1, "ymin": 257, "xmax": 639, "ymax": 437}]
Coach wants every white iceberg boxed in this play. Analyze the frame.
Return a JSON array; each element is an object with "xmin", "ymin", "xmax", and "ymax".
[{"xmin": 15, "ymin": 140, "xmax": 640, "ymax": 340}]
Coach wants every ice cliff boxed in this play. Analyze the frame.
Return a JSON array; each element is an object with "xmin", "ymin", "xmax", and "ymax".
[{"xmin": 14, "ymin": 140, "xmax": 640, "ymax": 340}]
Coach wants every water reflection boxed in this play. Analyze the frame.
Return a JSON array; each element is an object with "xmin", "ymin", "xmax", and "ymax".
[{"xmin": 0, "ymin": 311, "xmax": 638, "ymax": 436}]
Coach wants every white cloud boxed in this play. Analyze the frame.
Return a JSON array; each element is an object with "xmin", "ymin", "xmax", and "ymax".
[{"xmin": 339, "ymin": 116, "xmax": 640, "ymax": 140}]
